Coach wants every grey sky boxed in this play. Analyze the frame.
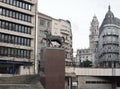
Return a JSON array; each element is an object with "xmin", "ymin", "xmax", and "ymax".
[{"xmin": 38, "ymin": 0, "xmax": 120, "ymax": 52}]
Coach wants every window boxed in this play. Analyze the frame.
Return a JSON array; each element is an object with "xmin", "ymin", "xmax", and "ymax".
[
  {"xmin": 40, "ymin": 19, "xmax": 46, "ymax": 26},
  {"xmin": 18, "ymin": 25, "xmax": 22, "ymax": 32},
  {"xmin": 12, "ymin": 11, "xmax": 15, "ymax": 18},
  {"xmin": 0, "ymin": 20, "xmax": 31, "ymax": 34},
  {"xmin": 2, "ymin": 9, "xmax": 5, "ymax": 15},
  {"xmin": 0, "ymin": 8, "xmax": 2, "ymax": 15},
  {"xmin": 16, "ymin": 13, "xmax": 19, "ymax": 19},
  {"xmin": 19, "ymin": 2, "xmax": 22, "ymax": 8},
  {"xmin": 16, "ymin": 1, "xmax": 19, "ymax": 7},
  {"xmin": 9, "ymin": 11, "xmax": 12, "ymax": 17},
  {"xmin": 9, "ymin": 0, "xmax": 13, "ymax": 5},
  {"xmin": 6, "ymin": 0, "xmax": 9, "ymax": 4}
]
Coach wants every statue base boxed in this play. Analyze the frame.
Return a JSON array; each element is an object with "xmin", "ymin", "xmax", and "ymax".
[{"xmin": 40, "ymin": 47, "xmax": 65, "ymax": 89}]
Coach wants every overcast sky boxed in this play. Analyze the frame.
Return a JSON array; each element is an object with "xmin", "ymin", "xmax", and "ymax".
[{"xmin": 38, "ymin": 0, "xmax": 120, "ymax": 52}]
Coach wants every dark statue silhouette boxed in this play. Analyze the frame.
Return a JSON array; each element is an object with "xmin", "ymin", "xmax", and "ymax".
[{"xmin": 43, "ymin": 30, "xmax": 65, "ymax": 48}]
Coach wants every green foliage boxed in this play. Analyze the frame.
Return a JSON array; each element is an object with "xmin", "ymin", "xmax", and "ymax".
[{"xmin": 80, "ymin": 60, "xmax": 92, "ymax": 67}]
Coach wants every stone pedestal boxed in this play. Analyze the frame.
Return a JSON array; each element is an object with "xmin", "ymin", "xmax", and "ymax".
[{"xmin": 40, "ymin": 47, "xmax": 65, "ymax": 89}]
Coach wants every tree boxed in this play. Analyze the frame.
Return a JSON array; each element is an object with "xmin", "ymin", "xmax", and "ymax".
[{"xmin": 80, "ymin": 60, "xmax": 92, "ymax": 67}]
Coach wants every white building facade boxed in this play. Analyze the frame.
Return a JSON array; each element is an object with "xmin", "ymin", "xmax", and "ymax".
[
  {"xmin": 51, "ymin": 19, "xmax": 73, "ymax": 66},
  {"xmin": 96, "ymin": 6, "xmax": 120, "ymax": 68},
  {"xmin": 76, "ymin": 48, "xmax": 92, "ymax": 66},
  {"xmin": 36, "ymin": 12, "xmax": 52, "ymax": 73}
]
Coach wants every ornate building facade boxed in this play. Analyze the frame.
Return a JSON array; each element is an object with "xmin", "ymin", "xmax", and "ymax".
[
  {"xmin": 96, "ymin": 6, "xmax": 120, "ymax": 68},
  {"xmin": 89, "ymin": 15, "xmax": 99, "ymax": 66}
]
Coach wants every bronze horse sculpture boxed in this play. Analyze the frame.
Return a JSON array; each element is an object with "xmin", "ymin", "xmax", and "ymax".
[{"xmin": 43, "ymin": 30, "xmax": 65, "ymax": 48}]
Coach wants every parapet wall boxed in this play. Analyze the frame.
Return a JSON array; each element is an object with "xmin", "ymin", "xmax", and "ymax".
[{"xmin": 0, "ymin": 74, "xmax": 44, "ymax": 89}]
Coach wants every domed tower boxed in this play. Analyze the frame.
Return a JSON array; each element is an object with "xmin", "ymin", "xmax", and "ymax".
[
  {"xmin": 97, "ymin": 5, "xmax": 120, "ymax": 68},
  {"xmin": 89, "ymin": 15, "xmax": 99, "ymax": 66}
]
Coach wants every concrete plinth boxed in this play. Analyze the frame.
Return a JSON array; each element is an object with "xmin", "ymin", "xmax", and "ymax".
[{"xmin": 40, "ymin": 47, "xmax": 65, "ymax": 89}]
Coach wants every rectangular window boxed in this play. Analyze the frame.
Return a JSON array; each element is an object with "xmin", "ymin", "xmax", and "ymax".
[
  {"xmin": 6, "ymin": 10, "xmax": 9, "ymax": 16},
  {"xmin": 8, "ymin": 35, "xmax": 11, "ymax": 43},
  {"xmin": 9, "ymin": 0, "xmax": 13, "ymax": 5},
  {"xmin": 9, "ymin": 23, "xmax": 13, "ymax": 30},
  {"xmin": 17, "ymin": 49, "xmax": 20, "ymax": 57},
  {"xmin": 12, "ymin": 23, "xmax": 15, "ymax": 31},
  {"xmin": 21, "ymin": 14, "xmax": 25, "ymax": 21},
  {"xmin": 15, "ymin": 36, "xmax": 17, "ymax": 44},
  {"xmin": 12, "ymin": 11, "xmax": 15, "ymax": 18},
  {"xmin": 13, "ymin": 0, "xmax": 16, "ymax": 6},
  {"xmin": 1, "ymin": 21, "xmax": 5, "ymax": 28},
  {"xmin": 28, "ymin": 4, "xmax": 31, "ymax": 11},
  {"xmin": 8, "ymin": 48, "xmax": 10, "ymax": 56},
  {"xmin": 25, "ymin": 15, "xmax": 28, "ymax": 21},
  {"xmin": 19, "ymin": 13, "xmax": 22, "ymax": 20},
  {"xmin": 2, "ymin": 9, "xmax": 6, "ymax": 16},
  {"xmin": 11, "ymin": 35, "xmax": 14, "ymax": 43},
  {"xmin": 0, "ymin": 8, "xmax": 2, "ymax": 15},
  {"xmin": 6, "ymin": 0, "xmax": 9, "ymax": 4},
  {"xmin": 19, "ymin": 1, "xmax": 22, "ymax": 8},
  {"xmin": 10, "ymin": 48, "xmax": 14, "ymax": 56},
  {"xmin": 28, "ymin": 16, "xmax": 31, "ymax": 22},
  {"xmin": 22, "ymin": 3, "xmax": 25, "ymax": 9},
  {"xmin": 18, "ymin": 25, "xmax": 22, "ymax": 32},
  {"xmin": 0, "ymin": 20, "xmax": 2, "ymax": 28},
  {"xmin": 24, "ymin": 50, "xmax": 27, "ymax": 58},
  {"xmin": 21, "ymin": 50, "xmax": 24, "ymax": 58},
  {"xmin": 16, "ymin": 13, "xmax": 19, "ymax": 19},
  {"xmin": 18, "ymin": 37, "xmax": 21, "ymax": 45},
  {"xmin": 40, "ymin": 19, "xmax": 46, "ymax": 26},
  {"xmin": 5, "ymin": 22, "xmax": 9, "ymax": 29},
  {"xmin": 21, "ymin": 26, "xmax": 24, "ymax": 33},
  {"xmin": 9, "ymin": 11, "xmax": 12, "ymax": 17},
  {"xmin": 15, "ymin": 24, "xmax": 19, "ymax": 31},
  {"xmin": 24, "ymin": 26, "xmax": 27, "ymax": 33},
  {"xmin": 16, "ymin": 1, "xmax": 19, "ymax": 7},
  {"xmin": 3, "ymin": 0, "xmax": 7, "ymax": 3}
]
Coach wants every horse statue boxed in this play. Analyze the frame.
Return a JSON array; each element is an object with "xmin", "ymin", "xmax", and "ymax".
[{"xmin": 43, "ymin": 30, "xmax": 65, "ymax": 48}]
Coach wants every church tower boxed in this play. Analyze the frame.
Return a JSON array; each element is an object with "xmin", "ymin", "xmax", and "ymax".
[{"xmin": 89, "ymin": 15, "xmax": 99, "ymax": 66}]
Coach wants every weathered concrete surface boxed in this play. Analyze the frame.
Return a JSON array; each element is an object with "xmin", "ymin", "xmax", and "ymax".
[{"xmin": 0, "ymin": 74, "xmax": 44, "ymax": 89}]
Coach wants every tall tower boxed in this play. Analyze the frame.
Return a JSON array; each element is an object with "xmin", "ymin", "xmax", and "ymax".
[{"xmin": 89, "ymin": 15, "xmax": 99, "ymax": 66}]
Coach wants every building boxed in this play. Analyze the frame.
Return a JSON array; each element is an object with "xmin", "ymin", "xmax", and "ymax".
[
  {"xmin": 75, "ymin": 16, "xmax": 99, "ymax": 66},
  {"xmin": 89, "ymin": 15, "xmax": 99, "ymax": 66},
  {"xmin": 51, "ymin": 19, "xmax": 73, "ymax": 66},
  {"xmin": 76, "ymin": 48, "xmax": 92, "ymax": 66},
  {"xmin": 0, "ymin": 0, "xmax": 37, "ymax": 75},
  {"xmin": 96, "ymin": 6, "xmax": 120, "ymax": 68},
  {"xmin": 36, "ymin": 12, "xmax": 52, "ymax": 73}
]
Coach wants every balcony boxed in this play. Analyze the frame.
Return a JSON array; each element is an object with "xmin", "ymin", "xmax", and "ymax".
[
  {"xmin": 103, "ymin": 40, "xmax": 119, "ymax": 46},
  {"xmin": 103, "ymin": 33, "xmax": 119, "ymax": 38}
]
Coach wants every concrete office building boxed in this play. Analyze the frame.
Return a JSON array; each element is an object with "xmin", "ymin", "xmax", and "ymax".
[
  {"xmin": 0, "ymin": 0, "xmax": 37, "ymax": 75},
  {"xmin": 96, "ymin": 6, "xmax": 120, "ymax": 68},
  {"xmin": 51, "ymin": 19, "xmax": 73, "ymax": 66}
]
